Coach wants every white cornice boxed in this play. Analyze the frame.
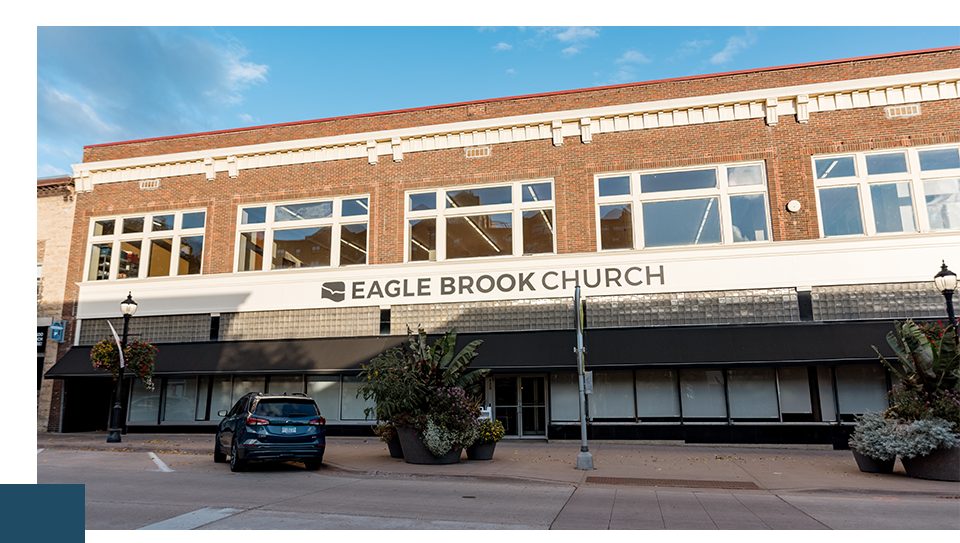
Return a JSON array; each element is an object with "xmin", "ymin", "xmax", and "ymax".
[{"xmin": 73, "ymin": 69, "xmax": 960, "ymax": 191}]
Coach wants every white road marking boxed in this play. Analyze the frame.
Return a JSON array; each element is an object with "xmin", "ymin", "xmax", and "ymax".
[
  {"xmin": 148, "ymin": 452, "xmax": 175, "ymax": 472},
  {"xmin": 37, "ymin": 449, "xmax": 43, "ymax": 455},
  {"xmin": 138, "ymin": 507, "xmax": 241, "ymax": 530}
]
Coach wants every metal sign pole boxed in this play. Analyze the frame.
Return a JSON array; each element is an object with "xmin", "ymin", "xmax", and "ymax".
[{"xmin": 574, "ymin": 285, "xmax": 593, "ymax": 470}]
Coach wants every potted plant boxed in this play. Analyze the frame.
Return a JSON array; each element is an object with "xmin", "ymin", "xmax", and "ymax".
[
  {"xmin": 372, "ymin": 423, "xmax": 403, "ymax": 459},
  {"xmin": 848, "ymin": 412, "xmax": 897, "ymax": 473},
  {"xmin": 466, "ymin": 418, "xmax": 505, "ymax": 461},
  {"xmin": 870, "ymin": 319, "xmax": 960, "ymax": 481}
]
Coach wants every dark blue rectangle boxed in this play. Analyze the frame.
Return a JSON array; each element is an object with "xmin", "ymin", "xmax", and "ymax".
[{"xmin": 2, "ymin": 485, "xmax": 84, "ymax": 541}]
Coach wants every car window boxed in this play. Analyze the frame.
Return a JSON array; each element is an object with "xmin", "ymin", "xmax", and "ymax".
[{"xmin": 254, "ymin": 400, "xmax": 318, "ymax": 418}]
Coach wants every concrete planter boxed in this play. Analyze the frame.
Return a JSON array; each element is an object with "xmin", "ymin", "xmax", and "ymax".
[
  {"xmin": 386, "ymin": 434, "xmax": 403, "ymax": 459},
  {"xmin": 901, "ymin": 445, "xmax": 960, "ymax": 482},
  {"xmin": 466, "ymin": 441, "xmax": 497, "ymax": 460},
  {"xmin": 851, "ymin": 449, "xmax": 894, "ymax": 474},
  {"xmin": 395, "ymin": 427, "xmax": 462, "ymax": 465}
]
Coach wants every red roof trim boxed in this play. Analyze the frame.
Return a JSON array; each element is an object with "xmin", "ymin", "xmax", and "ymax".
[{"xmin": 84, "ymin": 46, "xmax": 960, "ymax": 150}]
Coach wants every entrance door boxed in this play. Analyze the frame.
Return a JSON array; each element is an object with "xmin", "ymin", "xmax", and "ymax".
[{"xmin": 493, "ymin": 376, "xmax": 546, "ymax": 438}]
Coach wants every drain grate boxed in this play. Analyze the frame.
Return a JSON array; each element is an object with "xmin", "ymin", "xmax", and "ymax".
[{"xmin": 586, "ymin": 476, "xmax": 761, "ymax": 490}]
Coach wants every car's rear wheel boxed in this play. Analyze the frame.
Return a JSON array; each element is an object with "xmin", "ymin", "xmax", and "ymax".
[
  {"xmin": 304, "ymin": 458, "xmax": 322, "ymax": 470},
  {"xmin": 213, "ymin": 436, "xmax": 227, "ymax": 463},
  {"xmin": 229, "ymin": 440, "xmax": 246, "ymax": 472}
]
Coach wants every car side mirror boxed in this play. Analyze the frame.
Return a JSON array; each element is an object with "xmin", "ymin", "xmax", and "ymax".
[{"xmin": 217, "ymin": 410, "xmax": 228, "ymax": 417}]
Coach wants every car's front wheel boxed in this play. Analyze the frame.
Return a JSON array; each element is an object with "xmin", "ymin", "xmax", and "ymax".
[
  {"xmin": 229, "ymin": 440, "xmax": 246, "ymax": 472},
  {"xmin": 304, "ymin": 458, "xmax": 322, "ymax": 470},
  {"xmin": 213, "ymin": 436, "xmax": 227, "ymax": 463}
]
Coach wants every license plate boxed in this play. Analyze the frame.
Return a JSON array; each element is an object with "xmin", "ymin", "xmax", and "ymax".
[{"xmin": 282, "ymin": 426, "xmax": 296, "ymax": 434}]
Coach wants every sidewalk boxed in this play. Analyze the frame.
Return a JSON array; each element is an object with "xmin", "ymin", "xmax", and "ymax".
[{"xmin": 37, "ymin": 432, "xmax": 960, "ymax": 498}]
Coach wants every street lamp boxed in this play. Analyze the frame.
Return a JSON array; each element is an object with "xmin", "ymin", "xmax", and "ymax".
[
  {"xmin": 106, "ymin": 292, "xmax": 138, "ymax": 443},
  {"xmin": 934, "ymin": 261, "xmax": 957, "ymax": 331}
]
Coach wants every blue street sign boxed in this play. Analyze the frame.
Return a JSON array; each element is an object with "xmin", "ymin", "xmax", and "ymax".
[{"xmin": 50, "ymin": 321, "xmax": 66, "ymax": 342}]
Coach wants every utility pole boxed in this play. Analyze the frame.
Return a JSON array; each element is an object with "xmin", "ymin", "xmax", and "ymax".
[{"xmin": 574, "ymin": 285, "xmax": 593, "ymax": 470}]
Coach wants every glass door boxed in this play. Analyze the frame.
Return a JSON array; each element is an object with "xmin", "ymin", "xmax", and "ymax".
[{"xmin": 493, "ymin": 376, "xmax": 546, "ymax": 438}]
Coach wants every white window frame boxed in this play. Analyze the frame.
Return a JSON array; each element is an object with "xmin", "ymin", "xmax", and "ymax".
[
  {"xmin": 404, "ymin": 179, "xmax": 557, "ymax": 263},
  {"xmin": 594, "ymin": 160, "xmax": 772, "ymax": 251},
  {"xmin": 812, "ymin": 144, "xmax": 960, "ymax": 237},
  {"xmin": 234, "ymin": 195, "xmax": 370, "ymax": 272},
  {"xmin": 83, "ymin": 209, "xmax": 207, "ymax": 282}
]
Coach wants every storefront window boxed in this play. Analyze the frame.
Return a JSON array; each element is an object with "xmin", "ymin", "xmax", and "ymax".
[
  {"xmin": 307, "ymin": 376, "xmax": 341, "ymax": 421},
  {"xmin": 587, "ymin": 371, "xmax": 634, "ymax": 419},
  {"xmin": 549, "ymin": 373, "xmax": 580, "ymax": 422},
  {"xmin": 678, "ymin": 369, "xmax": 727, "ymax": 419},
  {"xmin": 836, "ymin": 364, "xmax": 888, "ymax": 419},
  {"xmin": 267, "ymin": 376, "xmax": 303, "ymax": 395},
  {"xmin": 727, "ymin": 368, "xmax": 778, "ymax": 420},
  {"xmin": 340, "ymin": 376, "xmax": 373, "ymax": 420},
  {"xmin": 776, "ymin": 366, "xmax": 812, "ymax": 419},
  {"xmin": 162, "ymin": 378, "xmax": 197, "ymax": 422},
  {"xmin": 635, "ymin": 369, "xmax": 680, "ymax": 419},
  {"xmin": 128, "ymin": 380, "xmax": 161, "ymax": 423}
]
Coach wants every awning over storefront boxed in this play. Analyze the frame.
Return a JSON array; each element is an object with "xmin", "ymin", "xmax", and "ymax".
[{"xmin": 46, "ymin": 321, "xmax": 896, "ymax": 378}]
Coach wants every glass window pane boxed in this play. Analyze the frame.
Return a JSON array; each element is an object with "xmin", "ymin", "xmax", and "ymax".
[
  {"xmin": 267, "ymin": 376, "xmax": 303, "ymax": 395},
  {"xmin": 522, "ymin": 209, "xmax": 554, "ymax": 254},
  {"xmin": 446, "ymin": 186, "xmax": 512, "ymax": 208},
  {"xmin": 195, "ymin": 377, "xmax": 210, "ymax": 421},
  {"xmin": 118, "ymin": 241, "xmax": 141, "ymax": 279},
  {"xmin": 307, "ymin": 376, "xmax": 340, "ymax": 421},
  {"xmin": 777, "ymin": 366, "xmax": 812, "ymax": 414},
  {"xmin": 549, "ymin": 373, "xmax": 579, "ymax": 422},
  {"xmin": 93, "ymin": 219, "xmax": 115, "ymax": 236},
  {"xmin": 88, "ymin": 244, "xmax": 112, "ymax": 281},
  {"xmin": 865, "ymin": 152, "xmax": 908, "ymax": 175},
  {"xmin": 641, "ymin": 169, "xmax": 716, "ymax": 193},
  {"xmin": 147, "ymin": 238, "xmax": 173, "ymax": 277},
  {"xmin": 819, "ymin": 186, "xmax": 864, "ymax": 236},
  {"xmin": 599, "ymin": 204, "xmax": 633, "ymax": 250},
  {"xmin": 727, "ymin": 164, "xmax": 764, "ymax": 187},
  {"xmin": 636, "ymin": 369, "xmax": 680, "ymax": 418},
  {"xmin": 232, "ymin": 377, "xmax": 265, "ymax": 403},
  {"xmin": 151, "ymin": 214, "xmax": 174, "ymax": 232},
  {"xmin": 446, "ymin": 213, "xmax": 512, "ymax": 259},
  {"xmin": 642, "ymin": 198, "xmax": 721, "ymax": 247},
  {"xmin": 237, "ymin": 231, "xmax": 264, "ymax": 271},
  {"xmin": 162, "ymin": 378, "xmax": 197, "ymax": 422},
  {"xmin": 919, "ymin": 148, "xmax": 960, "ymax": 171},
  {"xmin": 340, "ymin": 224, "xmax": 368, "ymax": 265},
  {"xmin": 817, "ymin": 367, "xmax": 837, "ymax": 422},
  {"xmin": 241, "ymin": 207, "xmax": 266, "ymax": 225},
  {"xmin": 679, "ymin": 369, "xmax": 727, "ymax": 418},
  {"xmin": 587, "ymin": 371, "xmax": 634, "ymax": 419},
  {"xmin": 122, "ymin": 217, "xmax": 144, "ymax": 234},
  {"xmin": 815, "ymin": 156, "xmax": 856, "ymax": 179},
  {"xmin": 870, "ymin": 182, "xmax": 916, "ymax": 233},
  {"xmin": 409, "ymin": 218, "xmax": 436, "ymax": 262},
  {"xmin": 923, "ymin": 178, "xmax": 960, "ymax": 230},
  {"xmin": 727, "ymin": 368, "xmax": 778, "ymax": 419},
  {"xmin": 128, "ymin": 379, "xmax": 161, "ymax": 423},
  {"xmin": 178, "ymin": 236, "xmax": 203, "ymax": 275},
  {"xmin": 342, "ymin": 198, "xmax": 369, "ymax": 217},
  {"xmin": 210, "ymin": 377, "xmax": 233, "ymax": 419},
  {"xmin": 836, "ymin": 364, "xmax": 888, "ymax": 415},
  {"xmin": 340, "ymin": 376, "xmax": 373, "ymax": 420},
  {"xmin": 272, "ymin": 227, "xmax": 332, "ymax": 269},
  {"xmin": 522, "ymin": 182, "xmax": 552, "ymax": 202},
  {"xmin": 275, "ymin": 201, "xmax": 333, "ymax": 222},
  {"xmin": 598, "ymin": 176, "xmax": 631, "ymax": 197},
  {"xmin": 409, "ymin": 193, "xmax": 436, "ymax": 211},
  {"xmin": 181, "ymin": 211, "xmax": 206, "ymax": 229},
  {"xmin": 730, "ymin": 194, "xmax": 768, "ymax": 242}
]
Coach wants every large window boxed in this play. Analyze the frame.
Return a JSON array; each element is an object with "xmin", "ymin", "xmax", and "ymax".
[
  {"xmin": 595, "ymin": 162, "xmax": 770, "ymax": 251},
  {"xmin": 405, "ymin": 180, "xmax": 555, "ymax": 262},
  {"xmin": 236, "ymin": 196, "xmax": 369, "ymax": 271},
  {"xmin": 813, "ymin": 145, "xmax": 960, "ymax": 237},
  {"xmin": 85, "ymin": 210, "xmax": 206, "ymax": 281}
]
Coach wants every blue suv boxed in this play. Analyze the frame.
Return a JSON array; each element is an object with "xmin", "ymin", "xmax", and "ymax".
[{"xmin": 215, "ymin": 392, "xmax": 326, "ymax": 472}]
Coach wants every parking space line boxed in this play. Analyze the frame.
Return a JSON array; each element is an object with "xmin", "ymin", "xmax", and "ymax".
[
  {"xmin": 148, "ymin": 452, "xmax": 175, "ymax": 472},
  {"xmin": 37, "ymin": 449, "xmax": 43, "ymax": 455},
  {"xmin": 138, "ymin": 507, "xmax": 241, "ymax": 530}
]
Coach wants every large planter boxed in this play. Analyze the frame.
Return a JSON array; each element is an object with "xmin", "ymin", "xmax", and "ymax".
[
  {"xmin": 466, "ymin": 441, "xmax": 497, "ymax": 460},
  {"xmin": 386, "ymin": 435, "xmax": 403, "ymax": 459},
  {"xmin": 395, "ymin": 427, "xmax": 462, "ymax": 465},
  {"xmin": 900, "ymin": 446, "xmax": 960, "ymax": 482},
  {"xmin": 851, "ymin": 449, "xmax": 895, "ymax": 474}
]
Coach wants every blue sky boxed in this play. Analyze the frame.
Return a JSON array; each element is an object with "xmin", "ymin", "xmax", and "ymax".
[{"xmin": 35, "ymin": 25, "xmax": 960, "ymax": 178}]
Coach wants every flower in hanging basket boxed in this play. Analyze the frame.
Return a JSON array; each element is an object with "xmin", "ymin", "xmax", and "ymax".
[{"xmin": 90, "ymin": 336, "xmax": 157, "ymax": 390}]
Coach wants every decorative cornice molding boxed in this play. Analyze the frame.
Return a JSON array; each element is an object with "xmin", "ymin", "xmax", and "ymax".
[{"xmin": 72, "ymin": 69, "xmax": 960, "ymax": 192}]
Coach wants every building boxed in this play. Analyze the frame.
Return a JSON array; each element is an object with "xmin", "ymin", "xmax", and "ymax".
[
  {"xmin": 45, "ymin": 47, "xmax": 960, "ymax": 446},
  {"xmin": 38, "ymin": 175, "xmax": 76, "ymax": 432}
]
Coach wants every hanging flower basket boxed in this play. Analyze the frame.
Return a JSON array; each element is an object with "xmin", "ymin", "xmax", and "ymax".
[{"xmin": 90, "ymin": 336, "xmax": 157, "ymax": 390}]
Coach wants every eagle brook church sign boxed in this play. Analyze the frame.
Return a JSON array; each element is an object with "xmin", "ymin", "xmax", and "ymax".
[{"xmin": 320, "ymin": 264, "xmax": 666, "ymax": 305}]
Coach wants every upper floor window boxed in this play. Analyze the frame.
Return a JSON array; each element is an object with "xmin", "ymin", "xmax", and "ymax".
[
  {"xmin": 595, "ymin": 161, "xmax": 770, "ymax": 251},
  {"xmin": 85, "ymin": 210, "xmax": 206, "ymax": 281},
  {"xmin": 813, "ymin": 146, "xmax": 960, "ymax": 237},
  {"xmin": 405, "ymin": 180, "xmax": 555, "ymax": 262},
  {"xmin": 236, "ymin": 196, "xmax": 369, "ymax": 271}
]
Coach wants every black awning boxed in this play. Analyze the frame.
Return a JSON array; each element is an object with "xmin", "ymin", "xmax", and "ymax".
[{"xmin": 45, "ymin": 320, "xmax": 896, "ymax": 378}]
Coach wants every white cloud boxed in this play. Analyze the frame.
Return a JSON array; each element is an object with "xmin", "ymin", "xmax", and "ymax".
[
  {"xmin": 561, "ymin": 46, "xmax": 581, "ymax": 57},
  {"xmin": 710, "ymin": 33, "xmax": 757, "ymax": 65},
  {"xmin": 38, "ymin": 163, "xmax": 71, "ymax": 177},
  {"xmin": 506, "ymin": 69, "xmax": 516, "ymax": 74},
  {"xmin": 616, "ymin": 50, "xmax": 652, "ymax": 64},
  {"xmin": 493, "ymin": 42, "xmax": 513, "ymax": 51},
  {"xmin": 238, "ymin": 113, "xmax": 254, "ymax": 123},
  {"xmin": 555, "ymin": 27, "xmax": 599, "ymax": 43}
]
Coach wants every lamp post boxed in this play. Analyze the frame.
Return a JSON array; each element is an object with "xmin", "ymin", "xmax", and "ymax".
[
  {"xmin": 106, "ymin": 292, "xmax": 138, "ymax": 443},
  {"xmin": 934, "ymin": 261, "xmax": 957, "ymax": 331}
]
